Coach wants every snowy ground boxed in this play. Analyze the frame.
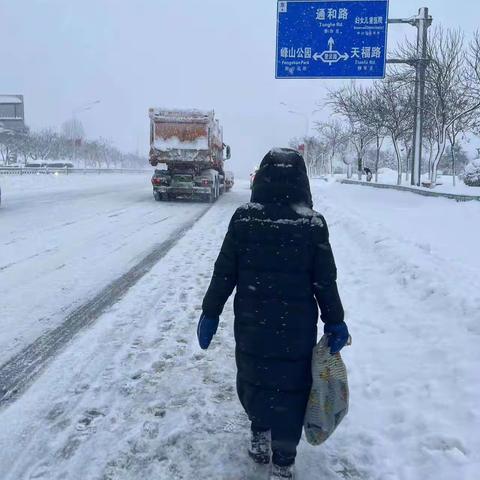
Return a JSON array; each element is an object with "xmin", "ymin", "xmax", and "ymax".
[
  {"xmin": 353, "ymin": 168, "xmax": 480, "ymax": 196},
  {"xmin": 0, "ymin": 179, "xmax": 479, "ymax": 479},
  {"xmin": 0, "ymin": 173, "xmax": 207, "ymax": 365}
]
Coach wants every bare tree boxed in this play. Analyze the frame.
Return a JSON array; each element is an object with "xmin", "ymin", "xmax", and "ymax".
[
  {"xmin": 327, "ymin": 83, "xmax": 375, "ymax": 180},
  {"xmin": 0, "ymin": 132, "xmax": 18, "ymax": 164},
  {"xmin": 32, "ymin": 129, "xmax": 60, "ymax": 162},
  {"xmin": 422, "ymin": 91, "xmax": 438, "ymax": 180},
  {"xmin": 315, "ymin": 120, "xmax": 349, "ymax": 177},
  {"xmin": 425, "ymin": 28, "xmax": 480, "ymax": 184},
  {"xmin": 62, "ymin": 118, "xmax": 85, "ymax": 162},
  {"xmin": 2, "ymin": 121, "xmax": 145, "ymax": 169},
  {"xmin": 373, "ymin": 78, "xmax": 415, "ymax": 185},
  {"xmin": 447, "ymin": 115, "xmax": 476, "ymax": 186},
  {"xmin": 61, "ymin": 118, "xmax": 85, "ymax": 141},
  {"xmin": 306, "ymin": 136, "xmax": 328, "ymax": 176},
  {"xmin": 355, "ymin": 86, "xmax": 388, "ymax": 182}
]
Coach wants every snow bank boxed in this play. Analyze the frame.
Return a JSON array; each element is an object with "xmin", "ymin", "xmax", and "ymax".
[
  {"xmin": 353, "ymin": 170, "xmax": 480, "ymax": 196},
  {"xmin": 464, "ymin": 159, "xmax": 480, "ymax": 187},
  {"xmin": 308, "ymin": 180, "xmax": 480, "ymax": 480}
]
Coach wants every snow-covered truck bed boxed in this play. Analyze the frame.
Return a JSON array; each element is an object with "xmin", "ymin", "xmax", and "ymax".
[{"xmin": 148, "ymin": 108, "xmax": 231, "ymax": 202}]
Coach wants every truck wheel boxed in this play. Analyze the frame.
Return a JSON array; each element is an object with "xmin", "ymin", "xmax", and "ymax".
[
  {"xmin": 154, "ymin": 191, "xmax": 162, "ymax": 201},
  {"xmin": 208, "ymin": 189, "xmax": 215, "ymax": 203},
  {"xmin": 161, "ymin": 193, "xmax": 169, "ymax": 201}
]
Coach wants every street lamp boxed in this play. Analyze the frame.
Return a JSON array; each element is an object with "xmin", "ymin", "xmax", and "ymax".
[
  {"xmin": 73, "ymin": 99, "xmax": 101, "ymax": 116},
  {"xmin": 71, "ymin": 100, "xmax": 101, "ymax": 165},
  {"xmin": 280, "ymin": 102, "xmax": 316, "ymax": 175}
]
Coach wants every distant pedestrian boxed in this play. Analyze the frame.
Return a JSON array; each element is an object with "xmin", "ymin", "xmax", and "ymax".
[
  {"xmin": 364, "ymin": 167, "xmax": 373, "ymax": 182},
  {"xmin": 198, "ymin": 148, "xmax": 348, "ymax": 479}
]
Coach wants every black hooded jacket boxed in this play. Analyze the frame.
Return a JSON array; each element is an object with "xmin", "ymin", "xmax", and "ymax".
[{"xmin": 202, "ymin": 148, "xmax": 344, "ymax": 422}]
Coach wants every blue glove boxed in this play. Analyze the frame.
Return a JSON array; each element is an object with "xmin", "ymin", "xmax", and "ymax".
[
  {"xmin": 324, "ymin": 321, "xmax": 350, "ymax": 355},
  {"xmin": 197, "ymin": 313, "xmax": 220, "ymax": 350}
]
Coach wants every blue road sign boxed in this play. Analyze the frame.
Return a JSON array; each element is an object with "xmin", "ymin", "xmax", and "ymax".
[{"xmin": 276, "ymin": 0, "xmax": 389, "ymax": 79}]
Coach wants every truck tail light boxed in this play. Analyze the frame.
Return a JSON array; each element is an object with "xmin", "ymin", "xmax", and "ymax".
[{"xmin": 202, "ymin": 179, "xmax": 210, "ymax": 187}]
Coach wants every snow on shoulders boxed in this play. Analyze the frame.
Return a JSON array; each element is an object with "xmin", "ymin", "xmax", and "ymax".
[
  {"xmin": 292, "ymin": 204, "xmax": 324, "ymax": 226},
  {"xmin": 238, "ymin": 202, "xmax": 264, "ymax": 211},
  {"xmin": 272, "ymin": 163, "xmax": 293, "ymax": 168},
  {"xmin": 236, "ymin": 216, "xmax": 318, "ymax": 227},
  {"xmin": 292, "ymin": 203, "xmax": 315, "ymax": 217}
]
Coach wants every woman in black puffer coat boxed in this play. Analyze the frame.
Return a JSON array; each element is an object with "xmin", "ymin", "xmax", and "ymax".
[{"xmin": 199, "ymin": 148, "xmax": 346, "ymax": 474}]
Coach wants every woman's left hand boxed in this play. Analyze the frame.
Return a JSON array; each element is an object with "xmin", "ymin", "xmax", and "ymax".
[{"xmin": 324, "ymin": 321, "xmax": 350, "ymax": 354}]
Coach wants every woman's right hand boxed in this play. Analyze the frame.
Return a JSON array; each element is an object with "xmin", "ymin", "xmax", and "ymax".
[{"xmin": 197, "ymin": 313, "xmax": 220, "ymax": 350}]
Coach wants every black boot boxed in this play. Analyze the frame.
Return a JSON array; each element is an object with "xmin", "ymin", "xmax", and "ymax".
[
  {"xmin": 270, "ymin": 463, "xmax": 295, "ymax": 479},
  {"xmin": 248, "ymin": 430, "xmax": 271, "ymax": 464}
]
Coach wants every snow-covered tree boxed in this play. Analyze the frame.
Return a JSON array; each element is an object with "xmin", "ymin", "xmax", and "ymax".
[
  {"xmin": 326, "ymin": 83, "xmax": 375, "ymax": 180},
  {"xmin": 315, "ymin": 120, "xmax": 349, "ymax": 177},
  {"xmin": 355, "ymin": 85, "xmax": 389, "ymax": 182},
  {"xmin": 423, "ymin": 27, "xmax": 480, "ymax": 184},
  {"xmin": 463, "ymin": 159, "xmax": 480, "ymax": 186},
  {"xmin": 61, "ymin": 118, "xmax": 85, "ymax": 142}
]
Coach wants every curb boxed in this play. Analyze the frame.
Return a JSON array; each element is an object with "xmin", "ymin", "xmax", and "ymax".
[{"xmin": 340, "ymin": 179, "xmax": 480, "ymax": 203}]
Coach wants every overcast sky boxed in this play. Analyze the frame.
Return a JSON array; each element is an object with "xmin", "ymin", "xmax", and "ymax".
[{"xmin": 1, "ymin": 1, "xmax": 478, "ymax": 176}]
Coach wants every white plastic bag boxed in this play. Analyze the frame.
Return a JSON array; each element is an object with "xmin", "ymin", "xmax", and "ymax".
[{"xmin": 304, "ymin": 335, "xmax": 349, "ymax": 446}]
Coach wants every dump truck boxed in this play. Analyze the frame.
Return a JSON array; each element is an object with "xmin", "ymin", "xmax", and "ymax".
[{"xmin": 149, "ymin": 108, "xmax": 231, "ymax": 202}]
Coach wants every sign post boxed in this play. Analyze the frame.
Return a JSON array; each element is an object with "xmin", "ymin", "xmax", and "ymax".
[
  {"xmin": 276, "ymin": 1, "xmax": 432, "ymax": 187},
  {"xmin": 412, "ymin": 7, "xmax": 431, "ymax": 187},
  {"xmin": 276, "ymin": 0, "xmax": 389, "ymax": 79},
  {"xmin": 387, "ymin": 9, "xmax": 432, "ymax": 187}
]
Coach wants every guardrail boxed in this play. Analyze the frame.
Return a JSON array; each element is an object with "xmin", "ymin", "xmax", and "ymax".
[
  {"xmin": 340, "ymin": 179, "xmax": 480, "ymax": 203},
  {"xmin": 0, "ymin": 167, "xmax": 150, "ymax": 176}
]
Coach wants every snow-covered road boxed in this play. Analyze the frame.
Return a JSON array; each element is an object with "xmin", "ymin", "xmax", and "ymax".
[
  {"xmin": 0, "ymin": 174, "xmax": 208, "ymax": 366},
  {"xmin": 0, "ymin": 179, "xmax": 478, "ymax": 480}
]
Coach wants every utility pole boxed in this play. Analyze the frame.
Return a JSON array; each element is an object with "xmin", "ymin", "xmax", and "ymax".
[
  {"xmin": 387, "ymin": 8, "xmax": 432, "ymax": 187},
  {"xmin": 412, "ymin": 8, "xmax": 431, "ymax": 187}
]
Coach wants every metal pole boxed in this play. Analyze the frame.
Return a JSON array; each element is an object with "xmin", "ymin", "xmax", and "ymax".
[
  {"xmin": 72, "ymin": 112, "xmax": 77, "ymax": 166},
  {"xmin": 304, "ymin": 114, "xmax": 310, "ymax": 176},
  {"xmin": 411, "ymin": 7, "xmax": 431, "ymax": 186}
]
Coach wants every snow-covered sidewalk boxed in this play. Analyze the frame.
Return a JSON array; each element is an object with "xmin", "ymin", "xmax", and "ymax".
[
  {"xmin": 0, "ymin": 181, "xmax": 478, "ymax": 480},
  {"xmin": 345, "ymin": 169, "xmax": 480, "ymax": 197}
]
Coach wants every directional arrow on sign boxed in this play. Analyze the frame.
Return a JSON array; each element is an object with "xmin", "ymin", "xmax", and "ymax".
[{"xmin": 313, "ymin": 37, "xmax": 350, "ymax": 66}]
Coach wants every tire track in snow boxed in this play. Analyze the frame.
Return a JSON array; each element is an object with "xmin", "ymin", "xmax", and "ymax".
[{"xmin": 0, "ymin": 205, "xmax": 211, "ymax": 408}]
